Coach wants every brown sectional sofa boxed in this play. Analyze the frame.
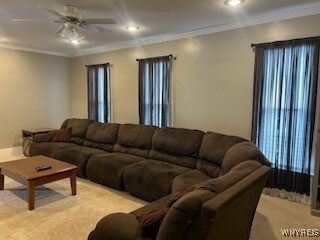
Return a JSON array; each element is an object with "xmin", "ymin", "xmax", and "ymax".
[{"xmin": 29, "ymin": 118, "xmax": 270, "ymax": 240}]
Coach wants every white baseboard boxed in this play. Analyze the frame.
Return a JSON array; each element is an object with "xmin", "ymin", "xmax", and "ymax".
[{"xmin": 0, "ymin": 146, "xmax": 23, "ymax": 158}]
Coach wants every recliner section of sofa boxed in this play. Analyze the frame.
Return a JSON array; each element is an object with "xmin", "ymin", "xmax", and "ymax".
[
  {"xmin": 54, "ymin": 122, "xmax": 121, "ymax": 178},
  {"xmin": 29, "ymin": 118, "xmax": 94, "ymax": 158},
  {"xmin": 123, "ymin": 127, "xmax": 205, "ymax": 202},
  {"xmin": 86, "ymin": 124, "xmax": 157, "ymax": 190}
]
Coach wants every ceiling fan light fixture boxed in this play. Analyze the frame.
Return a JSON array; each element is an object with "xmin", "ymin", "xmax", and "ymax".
[
  {"xmin": 125, "ymin": 26, "xmax": 140, "ymax": 32},
  {"xmin": 224, "ymin": 0, "xmax": 244, "ymax": 7},
  {"xmin": 69, "ymin": 39, "xmax": 82, "ymax": 44}
]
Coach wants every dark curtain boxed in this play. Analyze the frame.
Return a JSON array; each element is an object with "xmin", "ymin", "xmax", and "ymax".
[
  {"xmin": 251, "ymin": 37, "xmax": 320, "ymax": 195},
  {"xmin": 138, "ymin": 55, "xmax": 172, "ymax": 127},
  {"xmin": 87, "ymin": 63, "xmax": 111, "ymax": 123}
]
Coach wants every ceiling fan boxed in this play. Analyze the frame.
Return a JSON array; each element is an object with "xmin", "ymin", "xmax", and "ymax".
[{"xmin": 13, "ymin": 5, "xmax": 117, "ymax": 43}]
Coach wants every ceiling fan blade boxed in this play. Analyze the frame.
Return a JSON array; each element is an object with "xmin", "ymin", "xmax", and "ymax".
[
  {"xmin": 12, "ymin": 18, "xmax": 43, "ymax": 22},
  {"xmin": 38, "ymin": 6, "xmax": 64, "ymax": 18},
  {"xmin": 55, "ymin": 25, "xmax": 65, "ymax": 35},
  {"xmin": 83, "ymin": 18, "xmax": 117, "ymax": 25},
  {"xmin": 83, "ymin": 24, "xmax": 112, "ymax": 33}
]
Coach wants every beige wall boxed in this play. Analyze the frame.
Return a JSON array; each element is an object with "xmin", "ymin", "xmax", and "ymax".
[
  {"xmin": 70, "ymin": 14, "xmax": 320, "ymax": 139},
  {"xmin": 0, "ymin": 49, "xmax": 71, "ymax": 149}
]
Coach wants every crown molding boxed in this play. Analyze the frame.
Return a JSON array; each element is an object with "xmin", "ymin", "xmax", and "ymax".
[
  {"xmin": 69, "ymin": 3, "xmax": 320, "ymax": 57},
  {"xmin": 1, "ymin": 2, "xmax": 320, "ymax": 58},
  {"xmin": 0, "ymin": 43, "xmax": 70, "ymax": 57}
]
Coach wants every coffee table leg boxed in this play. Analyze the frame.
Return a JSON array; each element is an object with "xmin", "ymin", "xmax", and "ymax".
[
  {"xmin": 28, "ymin": 181, "xmax": 35, "ymax": 210},
  {"xmin": 70, "ymin": 170, "xmax": 77, "ymax": 195},
  {"xmin": 0, "ymin": 173, "xmax": 4, "ymax": 190}
]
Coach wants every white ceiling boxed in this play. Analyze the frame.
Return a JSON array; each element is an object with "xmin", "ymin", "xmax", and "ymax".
[{"xmin": 0, "ymin": 0, "xmax": 320, "ymax": 57}]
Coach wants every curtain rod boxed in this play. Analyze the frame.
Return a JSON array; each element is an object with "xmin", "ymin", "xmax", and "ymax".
[
  {"xmin": 136, "ymin": 54, "xmax": 177, "ymax": 61},
  {"xmin": 85, "ymin": 63, "xmax": 111, "ymax": 67},
  {"xmin": 251, "ymin": 36, "xmax": 320, "ymax": 48}
]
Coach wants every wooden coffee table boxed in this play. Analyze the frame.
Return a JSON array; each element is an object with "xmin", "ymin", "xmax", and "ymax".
[{"xmin": 0, "ymin": 155, "xmax": 77, "ymax": 210}]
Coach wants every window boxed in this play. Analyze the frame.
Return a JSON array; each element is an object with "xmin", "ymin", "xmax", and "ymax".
[
  {"xmin": 87, "ymin": 63, "xmax": 111, "ymax": 123},
  {"xmin": 138, "ymin": 55, "xmax": 173, "ymax": 127},
  {"xmin": 252, "ymin": 37, "xmax": 320, "ymax": 195}
]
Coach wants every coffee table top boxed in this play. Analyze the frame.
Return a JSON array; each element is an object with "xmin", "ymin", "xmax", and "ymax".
[{"xmin": 0, "ymin": 155, "xmax": 77, "ymax": 180}]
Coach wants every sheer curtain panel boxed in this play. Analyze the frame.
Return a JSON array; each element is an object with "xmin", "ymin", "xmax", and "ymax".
[
  {"xmin": 138, "ymin": 55, "xmax": 173, "ymax": 127},
  {"xmin": 87, "ymin": 63, "xmax": 111, "ymax": 123},
  {"xmin": 251, "ymin": 37, "xmax": 320, "ymax": 196}
]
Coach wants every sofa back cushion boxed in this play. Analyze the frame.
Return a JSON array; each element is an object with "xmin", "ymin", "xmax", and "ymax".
[
  {"xmin": 221, "ymin": 141, "xmax": 269, "ymax": 174},
  {"xmin": 113, "ymin": 124, "xmax": 157, "ymax": 158},
  {"xmin": 150, "ymin": 128, "xmax": 204, "ymax": 168},
  {"xmin": 61, "ymin": 118, "xmax": 94, "ymax": 145},
  {"xmin": 196, "ymin": 132, "xmax": 247, "ymax": 177},
  {"xmin": 84, "ymin": 122, "xmax": 120, "ymax": 152}
]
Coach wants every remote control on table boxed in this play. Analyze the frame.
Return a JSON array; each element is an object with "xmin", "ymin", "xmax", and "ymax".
[{"xmin": 35, "ymin": 165, "xmax": 52, "ymax": 171}]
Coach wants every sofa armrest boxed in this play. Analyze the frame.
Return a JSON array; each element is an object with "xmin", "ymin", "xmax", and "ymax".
[
  {"xmin": 88, "ymin": 213, "xmax": 149, "ymax": 240},
  {"xmin": 32, "ymin": 133, "xmax": 54, "ymax": 142},
  {"xmin": 200, "ymin": 165, "xmax": 270, "ymax": 240}
]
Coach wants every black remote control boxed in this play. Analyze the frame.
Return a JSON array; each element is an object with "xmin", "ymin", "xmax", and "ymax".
[{"xmin": 35, "ymin": 165, "xmax": 52, "ymax": 171}]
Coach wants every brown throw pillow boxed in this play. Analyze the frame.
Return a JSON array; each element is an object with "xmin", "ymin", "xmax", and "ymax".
[
  {"xmin": 136, "ymin": 184, "xmax": 198, "ymax": 237},
  {"xmin": 137, "ymin": 207, "xmax": 169, "ymax": 229},
  {"xmin": 50, "ymin": 128, "xmax": 72, "ymax": 142}
]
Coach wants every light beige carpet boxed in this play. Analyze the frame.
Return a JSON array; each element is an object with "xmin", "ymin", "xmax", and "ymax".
[
  {"xmin": 1, "ymin": 156, "xmax": 319, "ymax": 240},
  {"xmin": 0, "ymin": 176, "xmax": 146, "ymax": 240}
]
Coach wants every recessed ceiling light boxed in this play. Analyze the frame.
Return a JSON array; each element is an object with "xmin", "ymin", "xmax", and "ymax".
[
  {"xmin": 125, "ymin": 26, "xmax": 140, "ymax": 32},
  {"xmin": 224, "ymin": 0, "xmax": 244, "ymax": 7},
  {"xmin": 69, "ymin": 39, "xmax": 82, "ymax": 44}
]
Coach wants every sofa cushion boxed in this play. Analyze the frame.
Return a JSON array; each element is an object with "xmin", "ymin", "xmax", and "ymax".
[
  {"xmin": 196, "ymin": 159, "xmax": 221, "ymax": 178},
  {"xmin": 52, "ymin": 128, "xmax": 72, "ymax": 142},
  {"xmin": 87, "ymin": 153, "xmax": 147, "ymax": 190},
  {"xmin": 29, "ymin": 142, "xmax": 78, "ymax": 158},
  {"xmin": 149, "ymin": 128, "xmax": 204, "ymax": 168},
  {"xmin": 199, "ymin": 132, "xmax": 247, "ymax": 165},
  {"xmin": 55, "ymin": 146, "xmax": 106, "ymax": 178},
  {"xmin": 123, "ymin": 160, "xmax": 190, "ymax": 202},
  {"xmin": 221, "ymin": 141, "xmax": 270, "ymax": 174},
  {"xmin": 114, "ymin": 124, "xmax": 157, "ymax": 158},
  {"xmin": 171, "ymin": 170, "xmax": 211, "ymax": 193},
  {"xmin": 62, "ymin": 118, "xmax": 94, "ymax": 145},
  {"xmin": 152, "ymin": 128, "xmax": 204, "ymax": 156},
  {"xmin": 84, "ymin": 122, "xmax": 120, "ymax": 152},
  {"xmin": 88, "ymin": 213, "xmax": 148, "ymax": 240}
]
